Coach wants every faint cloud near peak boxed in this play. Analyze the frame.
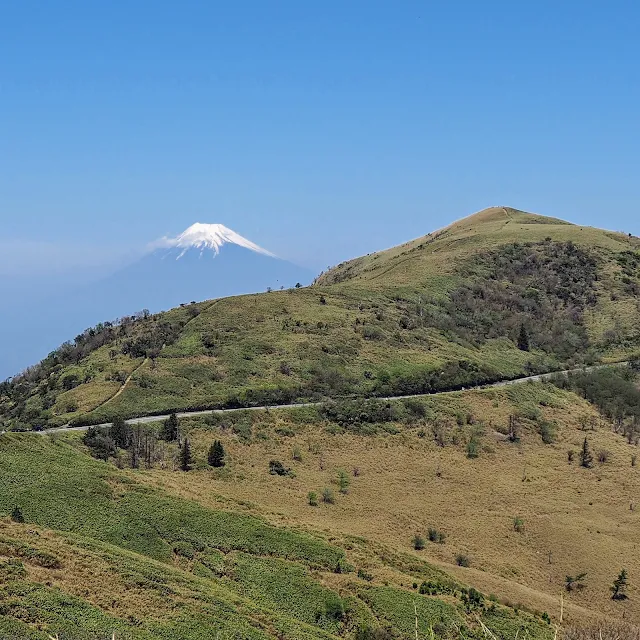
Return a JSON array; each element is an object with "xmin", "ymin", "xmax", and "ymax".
[{"xmin": 0, "ymin": 239, "xmax": 143, "ymax": 277}]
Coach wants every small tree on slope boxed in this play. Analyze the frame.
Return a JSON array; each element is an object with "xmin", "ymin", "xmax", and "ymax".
[
  {"xmin": 580, "ymin": 436, "xmax": 593, "ymax": 468},
  {"xmin": 180, "ymin": 438, "xmax": 193, "ymax": 471},
  {"xmin": 611, "ymin": 569, "xmax": 629, "ymax": 600},
  {"xmin": 161, "ymin": 412, "xmax": 179, "ymax": 442},
  {"xmin": 517, "ymin": 323, "xmax": 530, "ymax": 352},
  {"xmin": 208, "ymin": 440, "xmax": 226, "ymax": 468}
]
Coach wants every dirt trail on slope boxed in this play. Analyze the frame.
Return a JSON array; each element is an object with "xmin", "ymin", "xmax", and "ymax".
[
  {"xmin": 103, "ymin": 357, "xmax": 148, "ymax": 406},
  {"xmin": 89, "ymin": 299, "xmax": 222, "ymax": 413}
]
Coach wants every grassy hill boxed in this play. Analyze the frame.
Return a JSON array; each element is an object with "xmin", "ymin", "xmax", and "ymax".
[
  {"xmin": 1, "ymin": 206, "xmax": 640, "ymax": 637},
  {"xmin": 0, "ymin": 425, "xmax": 555, "ymax": 640},
  {"xmin": 1, "ymin": 366, "xmax": 640, "ymax": 638},
  {"xmin": 2, "ymin": 206, "xmax": 639, "ymax": 430}
]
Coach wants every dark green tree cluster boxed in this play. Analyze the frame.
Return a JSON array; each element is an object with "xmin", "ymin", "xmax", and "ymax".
[
  {"xmin": 408, "ymin": 240, "xmax": 599, "ymax": 361},
  {"xmin": 83, "ymin": 419, "xmax": 157, "ymax": 469},
  {"xmin": 0, "ymin": 308, "xmax": 185, "ymax": 429},
  {"xmin": 552, "ymin": 367, "xmax": 640, "ymax": 444}
]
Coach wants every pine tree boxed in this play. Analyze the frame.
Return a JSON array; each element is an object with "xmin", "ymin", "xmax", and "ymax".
[
  {"xmin": 517, "ymin": 323, "xmax": 530, "ymax": 351},
  {"xmin": 109, "ymin": 417, "xmax": 131, "ymax": 449},
  {"xmin": 611, "ymin": 569, "xmax": 629, "ymax": 600},
  {"xmin": 180, "ymin": 438, "xmax": 193, "ymax": 471},
  {"xmin": 208, "ymin": 440, "xmax": 226, "ymax": 468},
  {"xmin": 580, "ymin": 436, "xmax": 593, "ymax": 468},
  {"xmin": 161, "ymin": 412, "xmax": 179, "ymax": 442}
]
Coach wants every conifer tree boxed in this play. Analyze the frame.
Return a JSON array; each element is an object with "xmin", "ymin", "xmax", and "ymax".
[
  {"xmin": 161, "ymin": 412, "xmax": 179, "ymax": 442},
  {"xmin": 611, "ymin": 569, "xmax": 628, "ymax": 600},
  {"xmin": 517, "ymin": 323, "xmax": 530, "ymax": 351},
  {"xmin": 580, "ymin": 436, "xmax": 593, "ymax": 468},
  {"xmin": 180, "ymin": 438, "xmax": 193, "ymax": 471},
  {"xmin": 109, "ymin": 417, "xmax": 131, "ymax": 449},
  {"xmin": 208, "ymin": 440, "xmax": 226, "ymax": 468}
]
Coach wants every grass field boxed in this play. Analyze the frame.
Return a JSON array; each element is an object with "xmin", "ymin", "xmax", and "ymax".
[
  {"xmin": 1, "ymin": 207, "xmax": 640, "ymax": 638},
  {"xmin": 0, "ymin": 416, "xmax": 558, "ymax": 639},
  {"xmin": 125, "ymin": 378, "xmax": 640, "ymax": 626},
  {"xmin": 2, "ymin": 375, "xmax": 637, "ymax": 636}
]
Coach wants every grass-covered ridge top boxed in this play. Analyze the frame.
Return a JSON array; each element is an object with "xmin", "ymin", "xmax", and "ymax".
[
  {"xmin": 2, "ymin": 206, "xmax": 639, "ymax": 430},
  {"xmin": 316, "ymin": 206, "xmax": 636, "ymax": 287}
]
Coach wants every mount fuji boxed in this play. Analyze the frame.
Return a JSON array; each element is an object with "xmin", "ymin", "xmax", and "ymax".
[
  {"xmin": 95, "ymin": 223, "xmax": 312, "ymax": 316},
  {"xmin": 1, "ymin": 224, "xmax": 313, "ymax": 379}
]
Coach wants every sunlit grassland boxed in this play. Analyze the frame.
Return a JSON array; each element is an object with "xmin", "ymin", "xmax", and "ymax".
[
  {"xmin": 0, "ymin": 425, "xmax": 553, "ymax": 639},
  {"xmin": 129, "ymin": 382, "xmax": 640, "ymax": 627}
]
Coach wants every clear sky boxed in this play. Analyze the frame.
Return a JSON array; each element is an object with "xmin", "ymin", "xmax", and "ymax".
[{"xmin": 1, "ymin": 0, "xmax": 639, "ymax": 274}]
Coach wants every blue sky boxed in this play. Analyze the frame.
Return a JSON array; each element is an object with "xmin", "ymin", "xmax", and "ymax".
[{"xmin": 1, "ymin": 0, "xmax": 639, "ymax": 274}]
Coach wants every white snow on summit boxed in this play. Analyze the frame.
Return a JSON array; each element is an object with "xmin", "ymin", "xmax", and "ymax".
[{"xmin": 153, "ymin": 223, "xmax": 276, "ymax": 259}]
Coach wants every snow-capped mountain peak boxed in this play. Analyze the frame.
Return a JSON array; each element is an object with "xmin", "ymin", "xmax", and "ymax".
[{"xmin": 153, "ymin": 223, "xmax": 276, "ymax": 259}]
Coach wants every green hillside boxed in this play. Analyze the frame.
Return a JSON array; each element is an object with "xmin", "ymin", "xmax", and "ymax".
[
  {"xmin": 0, "ymin": 431, "xmax": 552, "ymax": 640},
  {"xmin": 2, "ymin": 201, "xmax": 640, "ymax": 637},
  {"xmin": 1, "ymin": 364, "xmax": 639, "ymax": 637},
  {"xmin": 2, "ymin": 206, "xmax": 639, "ymax": 431}
]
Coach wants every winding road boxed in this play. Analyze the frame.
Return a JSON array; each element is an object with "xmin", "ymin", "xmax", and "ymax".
[{"xmin": 35, "ymin": 361, "xmax": 628, "ymax": 435}]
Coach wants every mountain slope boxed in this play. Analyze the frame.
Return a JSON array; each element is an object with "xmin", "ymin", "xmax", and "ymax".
[
  {"xmin": 1, "ymin": 368, "xmax": 639, "ymax": 636},
  {"xmin": 0, "ymin": 223, "xmax": 312, "ymax": 382},
  {"xmin": 1, "ymin": 207, "xmax": 639, "ymax": 430},
  {"xmin": 0, "ymin": 430, "xmax": 553, "ymax": 640},
  {"xmin": 2, "ymin": 207, "xmax": 640, "ymax": 637},
  {"xmin": 316, "ymin": 206, "xmax": 634, "ymax": 288}
]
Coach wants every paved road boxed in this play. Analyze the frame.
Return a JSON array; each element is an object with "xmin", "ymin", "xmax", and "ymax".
[{"xmin": 34, "ymin": 361, "xmax": 628, "ymax": 435}]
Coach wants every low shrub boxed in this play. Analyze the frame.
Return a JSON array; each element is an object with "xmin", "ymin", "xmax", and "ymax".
[
  {"xmin": 412, "ymin": 534, "xmax": 425, "ymax": 551},
  {"xmin": 173, "ymin": 541, "xmax": 196, "ymax": 559},
  {"xmin": 322, "ymin": 488, "xmax": 335, "ymax": 504},
  {"xmin": 428, "ymin": 527, "xmax": 446, "ymax": 544},
  {"xmin": 466, "ymin": 435, "xmax": 480, "ymax": 459},
  {"xmin": 538, "ymin": 420, "xmax": 556, "ymax": 444},
  {"xmin": 357, "ymin": 568, "xmax": 374, "ymax": 581},
  {"xmin": 513, "ymin": 517, "xmax": 525, "ymax": 533},
  {"xmin": 455, "ymin": 553, "xmax": 471, "ymax": 567},
  {"xmin": 269, "ymin": 460, "xmax": 292, "ymax": 476}
]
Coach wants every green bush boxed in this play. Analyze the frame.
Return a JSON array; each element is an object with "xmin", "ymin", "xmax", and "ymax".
[
  {"xmin": 322, "ymin": 488, "xmax": 335, "ymax": 504},
  {"xmin": 412, "ymin": 534, "xmax": 425, "ymax": 551},
  {"xmin": 337, "ymin": 470, "xmax": 350, "ymax": 494},
  {"xmin": 428, "ymin": 527, "xmax": 446, "ymax": 544},
  {"xmin": 455, "ymin": 554, "xmax": 471, "ymax": 567},
  {"xmin": 357, "ymin": 568, "xmax": 374, "ymax": 582},
  {"xmin": 466, "ymin": 435, "xmax": 480, "ymax": 459},
  {"xmin": 10, "ymin": 506, "xmax": 25, "ymax": 523},
  {"xmin": 538, "ymin": 420, "xmax": 556, "ymax": 444},
  {"xmin": 308, "ymin": 491, "xmax": 318, "ymax": 507}
]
